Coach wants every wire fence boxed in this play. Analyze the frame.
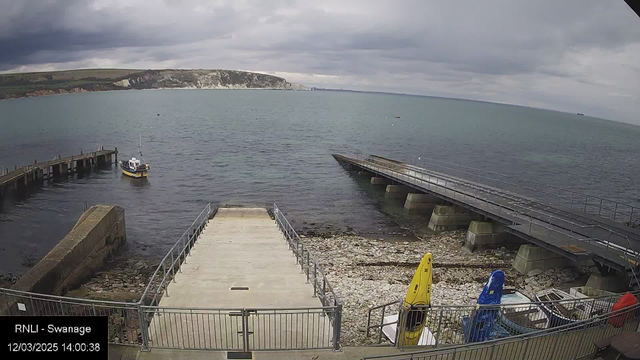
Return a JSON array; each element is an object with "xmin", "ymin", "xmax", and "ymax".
[{"xmin": 363, "ymin": 301, "xmax": 640, "ymax": 360}]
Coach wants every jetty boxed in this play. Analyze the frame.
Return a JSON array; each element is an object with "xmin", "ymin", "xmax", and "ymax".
[
  {"xmin": 333, "ymin": 154, "xmax": 640, "ymax": 291},
  {"xmin": 0, "ymin": 148, "xmax": 117, "ymax": 199},
  {"xmin": 139, "ymin": 204, "xmax": 341, "ymax": 353}
]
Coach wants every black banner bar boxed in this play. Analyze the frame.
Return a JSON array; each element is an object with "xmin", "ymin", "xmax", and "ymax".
[{"xmin": 1, "ymin": 316, "xmax": 108, "ymax": 359}]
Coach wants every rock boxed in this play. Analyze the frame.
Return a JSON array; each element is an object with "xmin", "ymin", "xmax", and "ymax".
[{"xmin": 527, "ymin": 269, "xmax": 542, "ymax": 277}]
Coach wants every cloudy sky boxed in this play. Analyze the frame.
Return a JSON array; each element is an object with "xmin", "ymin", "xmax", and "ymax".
[{"xmin": 2, "ymin": 0, "xmax": 640, "ymax": 124}]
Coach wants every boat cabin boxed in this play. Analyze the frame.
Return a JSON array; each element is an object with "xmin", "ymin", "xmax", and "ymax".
[{"xmin": 128, "ymin": 158, "xmax": 142, "ymax": 170}]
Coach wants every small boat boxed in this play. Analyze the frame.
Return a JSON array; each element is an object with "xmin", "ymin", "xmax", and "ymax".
[
  {"xmin": 121, "ymin": 157, "xmax": 149, "ymax": 178},
  {"xmin": 121, "ymin": 134, "xmax": 150, "ymax": 178},
  {"xmin": 394, "ymin": 115, "xmax": 401, "ymax": 118},
  {"xmin": 577, "ymin": 113, "xmax": 585, "ymax": 116},
  {"xmin": 534, "ymin": 288, "xmax": 610, "ymax": 327},
  {"xmin": 498, "ymin": 289, "xmax": 549, "ymax": 334},
  {"xmin": 569, "ymin": 286, "xmax": 615, "ymax": 298}
]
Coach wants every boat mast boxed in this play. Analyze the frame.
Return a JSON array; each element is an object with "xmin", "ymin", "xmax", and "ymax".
[{"xmin": 138, "ymin": 133, "xmax": 145, "ymax": 163}]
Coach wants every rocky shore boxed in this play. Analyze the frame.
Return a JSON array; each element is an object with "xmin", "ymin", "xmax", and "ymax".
[
  {"xmin": 64, "ymin": 255, "xmax": 157, "ymax": 302},
  {"xmin": 302, "ymin": 231, "xmax": 590, "ymax": 346}
]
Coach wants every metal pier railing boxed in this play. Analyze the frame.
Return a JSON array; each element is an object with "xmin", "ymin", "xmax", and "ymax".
[{"xmin": 1, "ymin": 202, "xmax": 342, "ymax": 352}]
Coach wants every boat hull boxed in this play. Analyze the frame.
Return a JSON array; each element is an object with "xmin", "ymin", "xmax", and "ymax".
[
  {"xmin": 122, "ymin": 168, "xmax": 148, "ymax": 178},
  {"xmin": 498, "ymin": 291, "xmax": 549, "ymax": 334},
  {"xmin": 121, "ymin": 162, "xmax": 149, "ymax": 178}
]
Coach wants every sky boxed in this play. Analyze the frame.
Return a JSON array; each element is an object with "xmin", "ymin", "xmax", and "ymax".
[{"xmin": 1, "ymin": 0, "xmax": 640, "ymax": 124}]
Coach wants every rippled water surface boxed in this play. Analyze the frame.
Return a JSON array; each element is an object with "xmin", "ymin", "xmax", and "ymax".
[{"xmin": 1, "ymin": 90, "xmax": 639, "ymax": 275}]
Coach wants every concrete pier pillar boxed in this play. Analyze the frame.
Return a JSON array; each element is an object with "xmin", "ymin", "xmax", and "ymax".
[
  {"xmin": 404, "ymin": 193, "xmax": 440, "ymax": 211},
  {"xmin": 464, "ymin": 221, "xmax": 511, "ymax": 252},
  {"xmin": 53, "ymin": 164, "xmax": 61, "ymax": 178},
  {"xmin": 60, "ymin": 163, "xmax": 69, "ymax": 176},
  {"xmin": 385, "ymin": 185, "xmax": 411, "ymax": 199},
  {"xmin": 427, "ymin": 205, "xmax": 481, "ymax": 231},
  {"xmin": 70, "ymin": 160, "xmax": 75, "ymax": 174},
  {"xmin": 370, "ymin": 176, "xmax": 393, "ymax": 185},
  {"xmin": 585, "ymin": 274, "xmax": 627, "ymax": 292},
  {"xmin": 37, "ymin": 169, "xmax": 43, "ymax": 181},
  {"xmin": 513, "ymin": 244, "xmax": 571, "ymax": 275},
  {"xmin": 385, "ymin": 185, "xmax": 411, "ymax": 193},
  {"xmin": 357, "ymin": 170, "xmax": 371, "ymax": 176}
]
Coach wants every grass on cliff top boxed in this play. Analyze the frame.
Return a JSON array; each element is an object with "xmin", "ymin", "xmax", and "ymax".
[
  {"xmin": 0, "ymin": 69, "xmax": 142, "ymax": 95},
  {"xmin": 1, "ymin": 69, "xmax": 142, "ymax": 82}
]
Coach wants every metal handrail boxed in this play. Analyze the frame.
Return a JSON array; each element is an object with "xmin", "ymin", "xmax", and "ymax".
[
  {"xmin": 390, "ymin": 156, "xmax": 639, "ymax": 245},
  {"xmin": 364, "ymin": 299, "xmax": 640, "ymax": 359},
  {"xmin": 365, "ymin": 289, "xmax": 640, "ymax": 339},
  {"xmin": 272, "ymin": 203, "xmax": 341, "ymax": 306},
  {"xmin": 355, "ymin": 155, "xmax": 640, "ymax": 261},
  {"xmin": 1, "ymin": 286, "xmax": 138, "ymax": 307},
  {"xmin": 404, "ymin": 154, "xmax": 639, "ymax": 224},
  {"xmin": 140, "ymin": 203, "xmax": 213, "ymax": 306}
]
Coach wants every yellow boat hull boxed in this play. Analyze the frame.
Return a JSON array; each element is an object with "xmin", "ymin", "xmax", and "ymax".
[
  {"xmin": 122, "ymin": 168, "xmax": 148, "ymax": 178},
  {"xmin": 400, "ymin": 252, "xmax": 432, "ymax": 346}
]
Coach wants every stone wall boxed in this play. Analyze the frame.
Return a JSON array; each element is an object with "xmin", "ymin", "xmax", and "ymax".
[{"xmin": 12, "ymin": 205, "xmax": 126, "ymax": 295}]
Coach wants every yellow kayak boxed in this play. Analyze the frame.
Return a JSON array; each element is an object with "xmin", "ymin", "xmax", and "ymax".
[{"xmin": 399, "ymin": 252, "xmax": 433, "ymax": 346}]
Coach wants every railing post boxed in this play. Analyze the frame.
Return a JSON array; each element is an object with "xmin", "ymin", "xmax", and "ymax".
[
  {"xmin": 599, "ymin": 198, "xmax": 603, "ymax": 216},
  {"xmin": 242, "ymin": 309, "xmax": 250, "ymax": 352},
  {"xmin": 163, "ymin": 263, "xmax": 169, "ymax": 297},
  {"xmin": 171, "ymin": 252, "xmax": 176, "ymax": 281},
  {"xmin": 570, "ymin": 191, "xmax": 574, "ymax": 209},
  {"xmin": 182, "ymin": 236, "xmax": 187, "ymax": 265},
  {"xmin": 614, "ymin": 203, "xmax": 619, "ymax": 221},
  {"xmin": 322, "ymin": 277, "xmax": 327, "ymax": 306},
  {"xmin": 313, "ymin": 263, "xmax": 317, "ymax": 297},
  {"xmin": 435, "ymin": 308, "xmax": 444, "ymax": 348},
  {"xmin": 138, "ymin": 304, "xmax": 149, "ymax": 351},
  {"xmin": 488, "ymin": 343, "xmax": 496, "ymax": 360},
  {"xmin": 333, "ymin": 304, "xmax": 342, "ymax": 351},
  {"xmin": 378, "ymin": 304, "xmax": 387, "ymax": 344},
  {"xmin": 299, "ymin": 243, "xmax": 304, "ymax": 269},
  {"xmin": 306, "ymin": 252, "xmax": 310, "ymax": 283},
  {"xmin": 631, "ymin": 207, "xmax": 635, "ymax": 223},
  {"xmin": 583, "ymin": 195, "xmax": 588, "ymax": 213}
]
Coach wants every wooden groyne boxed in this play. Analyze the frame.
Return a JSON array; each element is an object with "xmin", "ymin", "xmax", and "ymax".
[{"xmin": 0, "ymin": 148, "xmax": 118, "ymax": 199}]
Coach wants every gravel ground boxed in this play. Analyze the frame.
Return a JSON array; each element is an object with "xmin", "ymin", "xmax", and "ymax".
[{"xmin": 302, "ymin": 231, "xmax": 590, "ymax": 346}]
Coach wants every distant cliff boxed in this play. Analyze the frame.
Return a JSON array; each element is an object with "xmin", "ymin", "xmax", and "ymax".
[{"xmin": 0, "ymin": 69, "xmax": 308, "ymax": 99}]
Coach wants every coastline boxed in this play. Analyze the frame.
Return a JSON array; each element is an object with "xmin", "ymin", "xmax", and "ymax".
[{"xmin": 0, "ymin": 86, "xmax": 308, "ymax": 102}]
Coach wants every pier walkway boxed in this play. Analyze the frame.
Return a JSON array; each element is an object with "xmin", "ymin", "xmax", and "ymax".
[
  {"xmin": 0, "ymin": 148, "xmax": 117, "ymax": 198},
  {"xmin": 158, "ymin": 207, "xmax": 322, "ymax": 308},
  {"xmin": 142, "ymin": 205, "xmax": 340, "ymax": 352},
  {"xmin": 333, "ymin": 154, "xmax": 640, "ymax": 285}
]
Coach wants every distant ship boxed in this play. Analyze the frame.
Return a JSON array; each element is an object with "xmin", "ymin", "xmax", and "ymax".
[{"xmin": 577, "ymin": 113, "xmax": 585, "ymax": 116}]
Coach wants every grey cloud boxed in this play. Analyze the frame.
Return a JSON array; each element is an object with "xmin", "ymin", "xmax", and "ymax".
[{"xmin": 0, "ymin": 0, "xmax": 639, "ymax": 123}]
